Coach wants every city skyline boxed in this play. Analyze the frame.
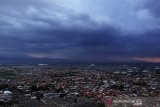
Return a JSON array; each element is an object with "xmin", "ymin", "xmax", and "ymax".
[{"xmin": 0, "ymin": 0, "xmax": 160, "ymax": 63}]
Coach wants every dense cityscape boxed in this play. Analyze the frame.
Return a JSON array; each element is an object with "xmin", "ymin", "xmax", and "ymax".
[
  {"xmin": 1, "ymin": 0, "xmax": 160, "ymax": 107},
  {"xmin": 0, "ymin": 64, "xmax": 160, "ymax": 107}
]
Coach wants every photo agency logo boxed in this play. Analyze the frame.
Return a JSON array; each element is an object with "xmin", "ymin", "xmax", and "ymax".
[{"xmin": 106, "ymin": 98, "xmax": 142, "ymax": 106}]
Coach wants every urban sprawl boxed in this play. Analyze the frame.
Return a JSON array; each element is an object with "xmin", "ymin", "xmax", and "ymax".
[{"xmin": 0, "ymin": 64, "xmax": 160, "ymax": 107}]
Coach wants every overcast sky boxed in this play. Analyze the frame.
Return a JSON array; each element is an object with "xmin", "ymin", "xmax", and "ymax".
[{"xmin": 0, "ymin": 0, "xmax": 160, "ymax": 63}]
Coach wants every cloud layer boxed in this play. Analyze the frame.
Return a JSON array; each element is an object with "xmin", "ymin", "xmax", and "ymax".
[{"xmin": 0, "ymin": 0, "xmax": 160, "ymax": 63}]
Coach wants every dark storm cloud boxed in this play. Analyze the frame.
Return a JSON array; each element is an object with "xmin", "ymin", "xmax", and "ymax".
[
  {"xmin": 0, "ymin": 0, "xmax": 160, "ymax": 63},
  {"xmin": 142, "ymin": 0, "xmax": 160, "ymax": 17}
]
